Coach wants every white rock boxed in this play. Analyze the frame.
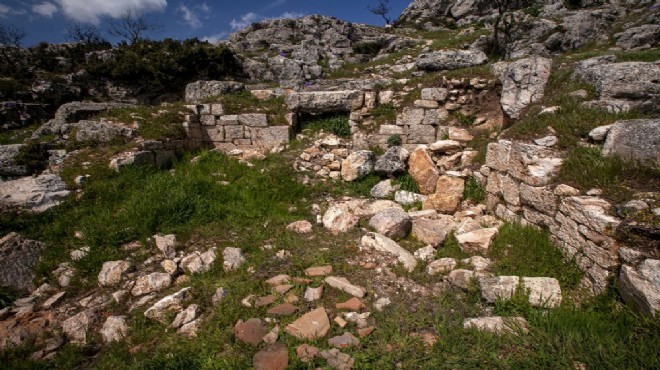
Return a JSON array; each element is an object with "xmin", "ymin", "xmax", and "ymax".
[
  {"xmin": 464, "ymin": 316, "xmax": 528, "ymax": 335},
  {"xmin": 154, "ymin": 234, "xmax": 177, "ymax": 257},
  {"xmin": 456, "ymin": 228, "xmax": 499, "ymax": 255},
  {"xmin": 427, "ymin": 258, "xmax": 457, "ymax": 275},
  {"xmin": 414, "ymin": 245, "xmax": 436, "ymax": 262},
  {"xmin": 131, "ymin": 272, "xmax": 172, "ymax": 296},
  {"xmin": 360, "ymin": 232, "xmax": 418, "ymax": 272},
  {"xmin": 368, "ymin": 208, "xmax": 412, "ymax": 239},
  {"xmin": 144, "ymin": 287, "xmax": 191, "ymax": 322},
  {"xmin": 223, "ymin": 247, "xmax": 245, "ymax": 271},
  {"xmin": 98, "ymin": 260, "xmax": 131, "ymax": 287},
  {"xmin": 325, "ymin": 276, "xmax": 366, "ymax": 298},
  {"xmin": 100, "ymin": 316, "xmax": 128, "ymax": 343}
]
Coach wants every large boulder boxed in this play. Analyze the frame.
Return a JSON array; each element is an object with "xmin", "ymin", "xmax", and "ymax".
[
  {"xmin": 184, "ymin": 80, "xmax": 245, "ymax": 103},
  {"xmin": 619, "ymin": 259, "xmax": 660, "ymax": 317},
  {"xmin": 574, "ymin": 57, "xmax": 660, "ymax": 113},
  {"xmin": 31, "ymin": 101, "xmax": 132, "ymax": 139},
  {"xmin": 0, "ymin": 173, "xmax": 70, "ymax": 212},
  {"xmin": 499, "ymin": 56, "xmax": 552, "ymax": 119},
  {"xmin": 341, "ymin": 150, "xmax": 375, "ymax": 181},
  {"xmin": 0, "ymin": 144, "xmax": 28, "ymax": 177},
  {"xmin": 74, "ymin": 120, "xmax": 134, "ymax": 143},
  {"xmin": 374, "ymin": 146, "xmax": 409, "ymax": 175},
  {"xmin": 614, "ymin": 24, "xmax": 660, "ymax": 51},
  {"xmin": 416, "ymin": 50, "xmax": 488, "ymax": 71},
  {"xmin": 602, "ymin": 119, "xmax": 660, "ymax": 167},
  {"xmin": 423, "ymin": 176, "xmax": 465, "ymax": 213},
  {"xmin": 0, "ymin": 232, "xmax": 45, "ymax": 293},
  {"xmin": 285, "ymin": 91, "xmax": 364, "ymax": 113},
  {"xmin": 368, "ymin": 208, "xmax": 412, "ymax": 239},
  {"xmin": 408, "ymin": 147, "xmax": 439, "ymax": 195}
]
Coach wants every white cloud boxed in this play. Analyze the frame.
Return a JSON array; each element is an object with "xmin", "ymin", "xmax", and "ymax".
[
  {"xmin": 230, "ymin": 12, "xmax": 259, "ymax": 30},
  {"xmin": 202, "ymin": 31, "xmax": 228, "ymax": 44},
  {"xmin": 55, "ymin": 0, "xmax": 167, "ymax": 24},
  {"xmin": 264, "ymin": 0, "xmax": 286, "ymax": 10},
  {"xmin": 0, "ymin": 4, "xmax": 27, "ymax": 18},
  {"xmin": 32, "ymin": 2, "xmax": 59, "ymax": 18},
  {"xmin": 178, "ymin": 5, "xmax": 201, "ymax": 29},
  {"xmin": 229, "ymin": 11, "xmax": 305, "ymax": 31}
]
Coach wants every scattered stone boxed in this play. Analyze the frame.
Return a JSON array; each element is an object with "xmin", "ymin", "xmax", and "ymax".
[
  {"xmin": 412, "ymin": 217, "xmax": 454, "ymax": 246},
  {"xmin": 360, "ymin": 233, "xmax": 417, "ymax": 272},
  {"xmin": 285, "ymin": 307, "xmax": 331, "ymax": 340},
  {"xmin": 131, "ymin": 272, "xmax": 172, "ymax": 296},
  {"xmin": 161, "ymin": 260, "xmax": 178, "ymax": 275},
  {"xmin": 341, "ymin": 151, "xmax": 375, "ymax": 181},
  {"xmin": 427, "ymin": 258, "xmax": 457, "ymax": 275},
  {"xmin": 479, "ymin": 276, "xmax": 519, "ymax": 303},
  {"xmin": 411, "ymin": 332, "xmax": 437, "ymax": 347},
  {"xmin": 328, "ymin": 332, "xmax": 360, "ymax": 349},
  {"xmin": 423, "ymin": 176, "xmax": 465, "ymax": 213},
  {"xmin": 462, "ymin": 256, "xmax": 492, "ymax": 272},
  {"xmin": 70, "ymin": 246, "xmax": 89, "ymax": 261},
  {"xmin": 414, "ymin": 245, "xmax": 436, "ymax": 262},
  {"xmin": 368, "ymin": 208, "xmax": 412, "ymax": 239},
  {"xmin": 371, "ymin": 179, "xmax": 398, "ymax": 199},
  {"xmin": 394, "ymin": 190, "xmax": 427, "ymax": 206},
  {"xmin": 267, "ymin": 303, "xmax": 298, "ymax": 316},
  {"xmin": 304, "ymin": 286, "xmax": 324, "ymax": 302},
  {"xmin": 446, "ymin": 269, "xmax": 477, "ymax": 290},
  {"xmin": 171, "ymin": 304, "xmax": 200, "ymax": 329},
  {"xmin": 234, "ymin": 318, "xmax": 267, "ymax": 346},
  {"xmin": 374, "ymin": 146, "xmax": 409, "ymax": 175},
  {"xmin": 463, "ymin": 316, "xmax": 528, "ymax": 335},
  {"xmin": 374, "ymin": 297, "xmax": 391, "ymax": 311},
  {"xmin": 255, "ymin": 295, "xmax": 276, "ymax": 307},
  {"xmin": 323, "ymin": 204, "xmax": 360, "ymax": 234},
  {"xmin": 588, "ymin": 124, "xmax": 613, "ymax": 141},
  {"xmin": 305, "ymin": 265, "xmax": 333, "ymax": 277},
  {"xmin": 499, "ymin": 56, "xmax": 552, "ymax": 119},
  {"xmin": 223, "ymin": 247, "xmax": 245, "ymax": 271},
  {"xmin": 408, "ymin": 147, "xmax": 439, "ymax": 195},
  {"xmin": 456, "ymin": 228, "xmax": 499, "ymax": 255},
  {"xmin": 357, "ymin": 326, "xmax": 376, "ymax": 338},
  {"xmin": 554, "ymin": 184, "xmax": 580, "ymax": 197},
  {"xmin": 144, "ymin": 287, "xmax": 191, "ymax": 322},
  {"xmin": 273, "ymin": 284, "xmax": 293, "ymax": 294},
  {"xmin": 212, "ymin": 287, "xmax": 228, "ymax": 305},
  {"xmin": 429, "ymin": 140, "xmax": 463, "ymax": 153},
  {"xmin": 296, "ymin": 344, "xmax": 319, "ymax": 363},
  {"xmin": 287, "ymin": 220, "xmax": 313, "ymax": 234},
  {"xmin": 336, "ymin": 298, "xmax": 366, "ymax": 312},
  {"xmin": 320, "ymin": 348, "xmax": 355, "ymax": 370},
  {"xmin": 253, "ymin": 343, "xmax": 288, "ymax": 370},
  {"xmin": 42, "ymin": 291, "xmax": 66, "ymax": 309},
  {"xmin": 154, "ymin": 234, "xmax": 177, "ymax": 257},
  {"xmin": 603, "ymin": 119, "xmax": 660, "ymax": 167},
  {"xmin": 334, "ymin": 316, "xmax": 348, "ymax": 328},
  {"xmin": 180, "ymin": 248, "xmax": 217, "ymax": 275},
  {"xmin": 262, "ymin": 325, "xmax": 280, "ymax": 344},
  {"xmin": 534, "ymin": 136, "xmax": 558, "ymax": 147},
  {"xmin": 325, "ymin": 276, "xmax": 367, "ymax": 298},
  {"xmin": 266, "ymin": 274, "xmax": 291, "ymax": 286},
  {"xmin": 62, "ymin": 310, "xmax": 96, "ymax": 344}
]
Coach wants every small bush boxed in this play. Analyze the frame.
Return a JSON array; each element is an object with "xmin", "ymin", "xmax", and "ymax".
[
  {"xmin": 369, "ymin": 145, "xmax": 385, "ymax": 156},
  {"xmin": 15, "ymin": 141, "xmax": 49, "ymax": 173},
  {"xmin": 372, "ymin": 103, "xmax": 397, "ymax": 124},
  {"xmin": 393, "ymin": 173, "xmax": 420, "ymax": 193},
  {"xmin": 352, "ymin": 40, "xmax": 387, "ymax": 55},
  {"xmin": 463, "ymin": 176, "xmax": 486, "ymax": 204},
  {"xmin": 302, "ymin": 114, "xmax": 351, "ymax": 137},
  {"xmin": 387, "ymin": 134, "xmax": 402, "ymax": 147}
]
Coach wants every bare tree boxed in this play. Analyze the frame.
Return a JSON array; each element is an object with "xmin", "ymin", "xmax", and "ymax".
[
  {"xmin": 0, "ymin": 23, "xmax": 26, "ymax": 63},
  {"xmin": 65, "ymin": 21, "xmax": 107, "ymax": 45},
  {"xmin": 108, "ymin": 8, "xmax": 161, "ymax": 44},
  {"xmin": 368, "ymin": 0, "xmax": 392, "ymax": 25}
]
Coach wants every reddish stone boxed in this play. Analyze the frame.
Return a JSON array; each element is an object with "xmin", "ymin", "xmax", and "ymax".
[
  {"xmin": 335, "ymin": 298, "xmax": 365, "ymax": 311},
  {"xmin": 234, "ymin": 318, "xmax": 267, "ymax": 346},
  {"xmin": 267, "ymin": 303, "xmax": 298, "ymax": 316},
  {"xmin": 296, "ymin": 344, "xmax": 319, "ymax": 363},
  {"xmin": 253, "ymin": 342, "xmax": 288, "ymax": 370}
]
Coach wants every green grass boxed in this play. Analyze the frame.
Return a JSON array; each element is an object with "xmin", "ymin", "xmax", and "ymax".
[
  {"xmin": 0, "ymin": 123, "xmax": 40, "ymax": 145},
  {"xmin": 489, "ymin": 223, "xmax": 583, "ymax": 291},
  {"xmin": 393, "ymin": 173, "xmax": 420, "ymax": 194},
  {"xmin": 212, "ymin": 90, "xmax": 287, "ymax": 118},
  {"xmin": 556, "ymin": 146, "xmax": 660, "ymax": 203},
  {"xmin": 371, "ymin": 103, "xmax": 397, "ymax": 125},
  {"xmin": 300, "ymin": 113, "xmax": 351, "ymax": 137},
  {"xmin": 463, "ymin": 176, "xmax": 486, "ymax": 204},
  {"xmin": 97, "ymin": 104, "xmax": 187, "ymax": 141}
]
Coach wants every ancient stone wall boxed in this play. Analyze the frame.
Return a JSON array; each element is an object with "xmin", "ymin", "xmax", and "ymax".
[{"xmin": 481, "ymin": 140, "xmax": 621, "ymax": 294}]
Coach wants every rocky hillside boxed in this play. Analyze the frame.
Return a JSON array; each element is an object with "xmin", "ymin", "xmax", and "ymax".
[{"xmin": 0, "ymin": 0, "xmax": 659, "ymax": 369}]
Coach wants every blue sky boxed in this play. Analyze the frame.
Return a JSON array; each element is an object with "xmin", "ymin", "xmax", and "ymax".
[{"xmin": 0, "ymin": 0, "xmax": 413, "ymax": 46}]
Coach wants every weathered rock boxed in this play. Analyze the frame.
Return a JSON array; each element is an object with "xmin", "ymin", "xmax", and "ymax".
[
  {"xmin": 212, "ymin": 287, "xmax": 228, "ymax": 305},
  {"xmin": 320, "ymin": 348, "xmax": 355, "ymax": 370},
  {"xmin": 285, "ymin": 91, "xmax": 364, "ymax": 113},
  {"xmin": 322, "ymin": 204, "xmax": 360, "ymax": 234},
  {"xmin": 0, "ymin": 173, "xmax": 70, "ymax": 212},
  {"xmin": 615, "ymin": 24, "xmax": 660, "ymax": 51},
  {"xmin": 154, "ymin": 234, "xmax": 177, "ymax": 257},
  {"xmin": 286, "ymin": 307, "xmax": 331, "ymax": 340},
  {"xmin": 336, "ymin": 298, "xmax": 366, "ymax": 312},
  {"xmin": 0, "ymin": 144, "xmax": 28, "ymax": 177},
  {"xmin": 132, "ymin": 272, "xmax": 172, "ymax": 296},
  {"xmin": 619, "ymin": 259, "xmax": 660, "ymax": 317},
  {"xmin": 370, "ymin": 179, "xmax": 398, "ymax": 199},
  {"xmin": 296, "ymin": 344, "xmax": 319, "ymax": 363},
  {"xmin": 253, "ymin": 342, "xmax": 289, "ymax": 370},
  {"xmin": 589, "ymin": 124, "xmax": 612, "ymax": 141},
  {"xmin": 144, "ymin": 287, "xmax": 191, "ymax": 322},
  {"xmin": 500, "ymin": 56, "xmax": 552, "ymax": 119},
  {"xmin": 446, "ymin": 269, "xmax": 477, "ymax": 290},
  {"xmin": 100, "ymin": 316, "xmax": 128, "ymax": 343},
  {"xmin": 416, "ymin": 50, "xmax": 488, "ymax": 71},
  {"xmin": 361, "ymin": 232, "xmax": 417, "ymax": 272},
  {"xmin": 463, "ymin": 316, "xmax": 528, "ymax": 335},
  {"xmin": 304, "ymin": 286, "xmax": 324, "ymax": 302},
  {"xmin": 109, "ymin": 151, "xmax": 156, "ymax": 171},
  {"xmin": 408, "ymin": 147, "xmax": 439, "ymax": 195},
  {"xmin": 184, "ymin": 80, "xmax": 245, "ymax": 103},
  {"xmin": 62, "ymin": 310, "xmax": 96, "ymax": 344},
  {"xmin": 412, "ymin": 217, "xmax": 454, "ymax": 246},
  {"xmin": 171, "ymin": 304, "xmax": 200, "ymax": 329},
  {"xmin": 287, "ymin": 220, "xmax": 314, "ymax": 234},
  {"xmin": 394, "ymin": 190, "xmax": 427, "ymax": 206},
  {"xmin": 234, "ymin": 318, "xmax": 267, "ymax": 346},
  {"xmin": 305, "ymin": 265, "xmax": 332, "ymax": 276},
  {"xmin": 75, "ymin": 120, "xmax": 134, "ymax": 143},
  {"xmin": 602, "ymin": 119, "xmax": 660, "ymax": 167},
  {"xmin": 341, "ymin": 151, "xmax": 375, "ymax": 181},
  {"xmin": 98, "ymin": 260, "xmax": 131, "ymax": 287},
  {"xmin": 480, "ymin": 276, "xmax": 520, "ymax": 303},
  {"xmin": 368, "ymin": 208, "xmax": 412, "ymax": 239},
  {"xmin": 414, "ymin": 245, "xmax": 436, "ymax": 262},
  {"xmin": 374, "ymin": 146, "xmax": 409, "ymax": 175},
  {"xmin": 223, "ymin": 247, "xmax": 245, "ymax": 271},
  {"xmin": 521, "ymin": 277, "xmax": 562, "ymax": 308},
  {"xmin": 427, "ymin": 258, "xmax": 457, "ymax": 275},
  {"xmin": 0, "ymin": 232, "xmax": 45, "ymax": 293},
  {"xmin": 328, "ymin": 332, "xmax": 360, "ymax": 349},
  {"xmin": 429, "ymin": 140, "xmax": 463, "ymax": 153},
  {"xmin": 32, "ymin": 101, "xmax": 132, "ymax": 139},
  {"xmin": 325, "ymin": 276, "xmax": 366, "ymax": 298},
  {"xmin": 423, "ymin": 176, "xmax": 465, "ymax": 213},
  {"xmin": 180, "ymin": 248, "xmax": 217, "ymax": 275}
]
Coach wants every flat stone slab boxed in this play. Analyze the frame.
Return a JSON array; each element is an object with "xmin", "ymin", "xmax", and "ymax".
[
  {"xmin": 285, "ymin": 307, "xmax": 331, "ymax": 340},
  {"xmin": 325, "ymin": 276, "xmax": 366, "ymax": 298}
]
